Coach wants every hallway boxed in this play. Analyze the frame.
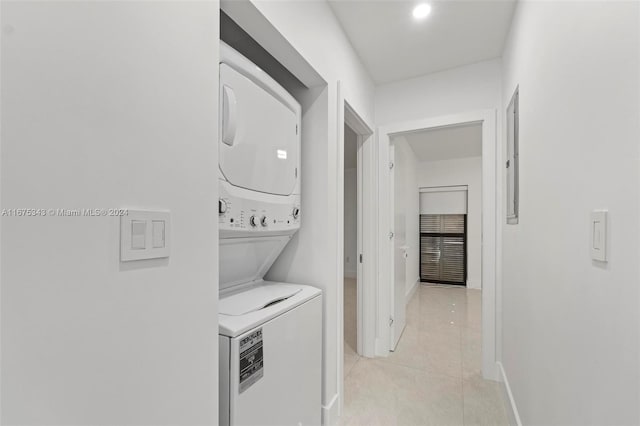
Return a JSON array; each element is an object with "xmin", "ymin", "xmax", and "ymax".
[{"xmin": 343, "ymin": 282, "xmax": 508, "ymax": 425}]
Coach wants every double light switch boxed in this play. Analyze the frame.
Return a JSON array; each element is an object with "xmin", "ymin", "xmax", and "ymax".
[{"xmin": 121, "ymin": 210, "xmax": 171, "ymax": 261}]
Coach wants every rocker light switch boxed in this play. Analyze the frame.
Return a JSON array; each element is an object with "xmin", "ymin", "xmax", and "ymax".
[
  {"xmin": 591, "ymin": 210, "xmax": 607, "ymax": 262},
  {"xmin": 152, "ymin": 220, "xmax": 165, "ymax": 248},
  {"xmin": 131, "ymin": 220, "xmax": 146, "ymax": 250},
  {"xmin": 121, "ymin": 210, "xmax": 171, "ymax": 261}
]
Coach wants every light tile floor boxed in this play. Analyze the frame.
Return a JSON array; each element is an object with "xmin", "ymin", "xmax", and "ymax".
[{"xmin": 342, "ymin": 279, "xmax": 509, "ymax": 426}]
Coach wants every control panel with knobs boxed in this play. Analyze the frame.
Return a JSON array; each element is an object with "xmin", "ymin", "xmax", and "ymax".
[{"xmin": 218, "ymin": 183, "xmax": 300, "ymax": 237}]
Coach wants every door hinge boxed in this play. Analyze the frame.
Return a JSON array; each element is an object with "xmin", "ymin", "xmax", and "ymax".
[
  {"xmin": 389, "ymin": 161, "xmax": 394, "ymax": 170},
  {"xmin": 359, "ymin": 253, "xmax": 363, "ymax": 263},
  {"xmin": 506, "ymin": 159, "xmax": 510, "ymax": 169},
  {"xmin": 295, "ymin": 167, "xmax": 298, "ymax": 178},
  {"xmin": 389, "ymin": 231, "xmax": 394, "ymax": 240},
  {"xmin": 296, "ymin": 124, "xmax": 298, "ymax": 135},
  {"xmin": 389, "ymin": 317, "xmax": 394, "ymax": 326}
]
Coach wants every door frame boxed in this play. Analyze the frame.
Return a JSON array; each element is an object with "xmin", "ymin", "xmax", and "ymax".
[
  {"xmin": 388, "ymin": 141, "xmax": 408, "ymax": 350},
  {"xmin": 376, "ymin": 110, "xmax": 501, "ymax": 381},
  {"xmin": 336, "ymin": 83, "xmax": 376, "ymax": 415}
]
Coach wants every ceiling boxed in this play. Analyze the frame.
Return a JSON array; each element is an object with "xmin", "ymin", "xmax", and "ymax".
[
  {"xmin": 328, "ymin": 0, "xmax": 516, "ymax": 84},
  {"xmin": 396, "ymin": 122, "xmax": 482, "ymax": 161}
]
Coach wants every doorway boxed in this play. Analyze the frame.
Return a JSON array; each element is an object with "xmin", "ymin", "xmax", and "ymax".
[
  {"xmin": 337, "ymin": 98, "xmax": 375, "ymax": 417},
  {"xmin": 377, "ymin": 110, "xmax": 499, "ymax": 381},
  {"xmin": 343, "ymin": 122, "xmax": 359, "ymax": 375},
  {"xmin": 340, "ymin": 112, "xmax": 509, "ymax": 425}
]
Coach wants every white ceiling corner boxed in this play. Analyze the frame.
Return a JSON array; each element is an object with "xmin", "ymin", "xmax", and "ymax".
[{"xmin": 328, "ymin": 0, "xmax": 516, "ymax": 84}]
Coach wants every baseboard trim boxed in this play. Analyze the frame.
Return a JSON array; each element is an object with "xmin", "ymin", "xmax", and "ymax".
[
  {"xmin": 322, "ymin": 393, "xmax": 339, "ymax": 426},
  {"xmin": 375, "ymin": 337, "xmax": 388, "ymax": 357},
  {"xmin": 405, "ymin": 277, "xmax": 419, "ymax": 302},
  {"xmin": 497, "ymin": 362, "xmax": 522, "ymax": 426},
  {"xmin": 466, "ymin": 279, "xmax": 481, "ymax": 290}
]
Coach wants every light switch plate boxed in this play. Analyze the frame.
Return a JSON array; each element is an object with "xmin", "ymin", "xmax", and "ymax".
[
  {"xmin": 591, "ymin": 210, "xmax": 607, "ymax": 262},
  {"xmin": 121, "ymin": 210, "xmax": 170, "ymax": 261}
]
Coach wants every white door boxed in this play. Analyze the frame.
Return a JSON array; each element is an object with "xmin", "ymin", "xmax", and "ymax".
[{"xmin": 390, "ymin": 144, "xmax": 407, "ymax": 350}]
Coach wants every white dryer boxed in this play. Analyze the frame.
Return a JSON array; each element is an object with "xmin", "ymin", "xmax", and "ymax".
[{"xmin": 218, "ymin": 42, "xmax": 322, "ymax": 426}]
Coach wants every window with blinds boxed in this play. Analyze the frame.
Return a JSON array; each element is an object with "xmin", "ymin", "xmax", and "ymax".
[{"xmin": 420, "ymin": 214, "xmax": 467, "ymax": 285}]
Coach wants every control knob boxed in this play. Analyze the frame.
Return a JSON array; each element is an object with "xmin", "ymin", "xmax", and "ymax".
[
  {"xmin": 292, "ymin": 207, "xmax": 300, "ymax": 219},
  {"xmin": 219, "ymin": 199, "xmax": 227, "ymax": 214},
  {"xmin": 260, "ymin": 216, "xmax": 268, "ymax": 227},
  {"xmin": 249, "ymin": 215, "xmax": 257, "ymax": 227}
]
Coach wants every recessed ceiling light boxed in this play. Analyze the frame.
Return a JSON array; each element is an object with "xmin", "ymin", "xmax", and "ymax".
[{"xmin": 412, "ymin": 3, "xmax": 432, "ymax": 20}]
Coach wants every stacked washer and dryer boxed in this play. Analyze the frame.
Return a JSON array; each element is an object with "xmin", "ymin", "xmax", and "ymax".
[{"xmin": 217, "ymin": 42, "xmax": 322, "ymax": 426}]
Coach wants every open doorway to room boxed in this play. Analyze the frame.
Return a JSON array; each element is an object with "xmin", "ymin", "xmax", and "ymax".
[
  {"xmin": 387, "ymin": 122, "xmax": 484, "ymax": 367},
  {"xmin": 337, "ymin": 100, "xmax": 375, "ymax": 419},
  {"xmin": 377, "ymin": 112, "xmax": 498, "ymax": 378},
  {"xmin": 408, "ymin": 123, "xmax": 482, "ymax": 289},
  {"xmin": 340, "ymin": 111, "xmax": 507, "ymax": 425},
  {"xmin": 343, "ymin": 123, "xmax": 360, "ymax": 375},
  {"xmin": 385, "ymin": 124, "xmax": 482, "ymax": 354}
]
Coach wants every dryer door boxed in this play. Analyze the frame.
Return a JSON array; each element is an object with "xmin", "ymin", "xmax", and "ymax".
[{"xmin": 219, "ymin": 64, "xmax": 299, "ymax": 196}]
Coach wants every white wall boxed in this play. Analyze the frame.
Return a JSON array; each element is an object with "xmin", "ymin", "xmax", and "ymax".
[
  {"xmin": 501, "ymin": 2, "xmax": 639, "ymax": 425},
  {"xmin": 237, "ymin": 1, "xmax": 376, "ymax": 420},
  {"xmin": 344, "ymin": 168, "xmax": 357, "ymax": 279},
  {"xmin": 390, "ymin": 138, "xmax": 420, "ymax": 295},
  {"xmin": 417, "ymin": 158, "xmax": 483, "ymax": 289},
  {"xmin": 375, "ymin": 59, "xmax": 502, "ymax": 126},
  {"xmin": 420, "ymin": 190, "xmax": 468, "ymax": 215},
  {"xmin": 1, "ymin": 2, "xmax": 219, "ymax": 425}
]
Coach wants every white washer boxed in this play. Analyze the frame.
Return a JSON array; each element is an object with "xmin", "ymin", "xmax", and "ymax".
[
  {"xmin": 218, "ymin": 282, "xmax": 321, "ymax": 426},
  {"xmin": 218, "ymin": 42, "xmax": 322, "ymax": 426}
]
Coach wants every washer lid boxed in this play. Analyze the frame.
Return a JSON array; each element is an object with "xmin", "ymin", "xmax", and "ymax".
[
  {"xmin": 219, "ymin": 285, "xmax": 302, "ymax": 316},
  {"xmin": 219, "ymin": 282, "xmax": 322, "ymax": 337}
]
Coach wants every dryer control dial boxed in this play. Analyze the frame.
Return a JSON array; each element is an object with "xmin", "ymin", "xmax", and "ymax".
[
  {"xmin": 249, "ymin": 215, "xmax": 257, "ymax": 227},
  {"xmin": 260, "ymin": 216, "xmax": 268, "ymax": 227},
  {"xmin": 292, "ymin": 207, "xmax": 300, "ymax": 219},
  {"xmin": 219, "ymin": 199, "xmax": 227, "ymax": 215}
]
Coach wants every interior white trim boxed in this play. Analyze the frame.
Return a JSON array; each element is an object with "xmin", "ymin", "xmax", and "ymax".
[
  {"xmin": 321, "ymin": 392, "xmax": 340, "ymax": 426},
  {"xmin": 376, "ymin": 110, "xmax": 500, "ymax": 380},
  {"xmin": 498, "ymin": 362, "xmax": 523, "ymax": 426},
  {"xmin": 220, "ymin": 0, "xmax": 324, "ymax": 88},
  {"xmin": 405, "ymin": 278, "xmax": 419, "ymax": 301},
  {"xmin": 419, "ymin": 185, "xmax": 468, "ymax": 193},
  {"xmin": 336, "ymin": 82, "xmax": 376, "ymax": 421}
]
